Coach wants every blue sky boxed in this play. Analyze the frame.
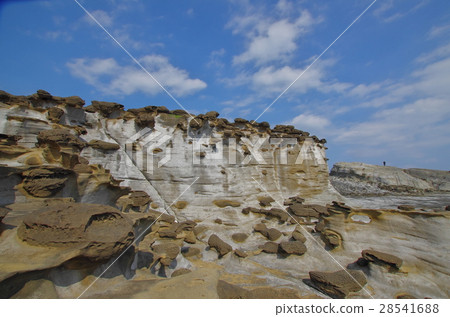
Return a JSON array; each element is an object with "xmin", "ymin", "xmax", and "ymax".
[{"xmin": 1, "ymin": 0, "xmax": 449, "ymax": 170}]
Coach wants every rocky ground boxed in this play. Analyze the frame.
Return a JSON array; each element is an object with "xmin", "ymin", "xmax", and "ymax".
[{"xmin": 0, "ymin": 90, "xmax": 449, "ymax": 299}]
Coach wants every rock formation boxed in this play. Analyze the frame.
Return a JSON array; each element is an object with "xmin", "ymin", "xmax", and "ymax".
[
  {"xmin": 330, "ymin": 162, "xmax": 450, "ymax": 196},
  {"xmin": 0, "ymin": 90, "xmax": 448, "ymax": 299}
]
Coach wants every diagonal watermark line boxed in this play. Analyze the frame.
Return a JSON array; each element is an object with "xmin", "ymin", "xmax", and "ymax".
[
  {"xmin": 77, "ymin": 177, "xmax": 200, "ymax": 299},
  {"xmin": 251, "ymin": 177, "xmax": 374, "ymax": 299},
  {"xmin": 72, "ymin": 0, "xmax": 198, "ymax": 124},
  {"xmin": 251, "ymin": 0, "xmax": 377, "ymax": 123}
]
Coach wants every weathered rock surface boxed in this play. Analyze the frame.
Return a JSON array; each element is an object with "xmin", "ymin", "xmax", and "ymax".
[
  {"xmin": 362, "ymin": 249, "xmax": 403, "ymax": 270},
  {"xmin": 17, "ymin": 202, "xmax": 134, "ymax": 261},
  {"xmin": 0, "ymin": 90, "xmax": 448, "ymax": 300},
  {"xmin": 309, "ymin": 270, "xmax": 367, "ymax": 298},
  {"xmin": 22, "ymin": 167, "xmax": 73, "ymax": 197},
  {"xmin": 278, "ymin": 241, "xmax": 307, "ymax": 256},
  {"xmin": 330, "ymin": 162, "xmax": 450, "ymax": 196},
  {"xmin": 88, "ymin": 139, "xmax": 120, "ymax": 151}
]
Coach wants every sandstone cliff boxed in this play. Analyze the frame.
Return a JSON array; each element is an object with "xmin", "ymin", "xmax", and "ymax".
[
  {"xmin": 330, "ymin": 162, "xmax": 450, "ymax": 196},
  {"xmin": 0, "ymin": 90, "xmax": 448, "ymax": 299}
]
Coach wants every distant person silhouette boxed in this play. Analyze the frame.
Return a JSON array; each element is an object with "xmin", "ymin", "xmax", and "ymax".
[{"xmin": 383, "ymin": 161, "xmax": 386, "ymax": 166}]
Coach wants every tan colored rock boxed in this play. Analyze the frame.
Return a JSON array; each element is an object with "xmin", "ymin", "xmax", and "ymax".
[
  {"xmin": 88, "ymin": 139, "xmax": 120, "ymax": 151},
  {"xmin": 260, "ymin": 242, "xmax": 278, "ymax": 254},
  {"xmin": 217, "ymin": 280, "xmax": 302, "ymax": 299},
  {"xmin": 181, "ymin": 247, "xmax": 201, "ymax": 258},
  {"xmin": 22, "ymin": 166, "xmax": 73, "ymax": 198},
  {"xmin": 47, "ymin": 107, "xmax": 64, "ymax": 123},
  {"xmin": 37, "ymin": 128, "xmax": 86, "ymax": 150},
  {"xmin": 362, "ymin": 249, "xmax": 403, "ymax": 269},
  {"xmin": 17, "ymin": 202, "xmax": 134, "ymax": 262},
  {"xmin": 208, "ymin": 234, "xmax": 232, "ymax": 257},
  {"xmin": 171, "ymin": 268, "xmax": 191, "ymax": 277},
  {"xmin": 309, "ymin": 270, "xmax": 367, "ymax": 298},
  {"xmin": 152, "ymin": 242, "xmax": 180, "ymax": 260},
  {"xmin": 213, "ymin": 200, "xmax": 241, "ymax": 208},
  {"xmin": 234, "ymin": 249, "xmax": 248, "ymax": 258},
  {"xmin": 232, "ymin": 233, "xmax": 249, "ymax": 243},
  {"xmin": 322, "ymin": 229, "xmax": 342, "ymax": 249},
  {"xmin": 278, "ymin": 241, "xmax": 307, "ymax": 256}
]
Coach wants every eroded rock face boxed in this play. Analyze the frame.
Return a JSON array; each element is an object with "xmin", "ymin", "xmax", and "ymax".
[
  {"xmin": 309, "ymin": 270, "xmax": 367, "ymax": 298},
  {"xmin": 37, "ymin": 129, "xmax": 86, "ymax": 150},
  {"xmin": 22, "ymin": 167, "xmax": 73, "ymax": 198},
  {"xmin": 17, "ymin": 202, "xmax": 134, "ymax": 261},
  {"xmin": 330, "ymin": 162, "xmax": 450, "ymax": 195},
  {"xmin": 362, "ymin": 249, "xmax": 403, "ymax": 270}
]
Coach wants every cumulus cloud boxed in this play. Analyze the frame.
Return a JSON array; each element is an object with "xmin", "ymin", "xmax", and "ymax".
[
  {"xmin": 67, "ymin": 55, "xmax": 207, "ymax": 97},
  {"xmin": 287, "ymin": 113, "xmax": 331, "ymax": 137},
  {"xmin": 228, "ymin": 1, "xmax": 317, "ymax": 66}
]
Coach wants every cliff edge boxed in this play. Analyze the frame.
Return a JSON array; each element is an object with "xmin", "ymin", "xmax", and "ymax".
[{"xmin": 330, "ymin": 162, "xmax": 450, "ymax": 196}]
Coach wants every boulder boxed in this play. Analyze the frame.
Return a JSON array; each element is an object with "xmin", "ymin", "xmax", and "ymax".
[
  {"xmin": 152, "ymin": 242, "xmax": 180, "ymax": 260},
  {"xmin": 37, "ymin": 128, "xmax": 86, "ymax": 150},
  {"xmin": 88, "ymin": 139, "xmax": 120, "ymax": 151},
  {"xmin": 181, "ymin": 247, "xmax": 201, "ymax": 258},
  {"xmin": 47, "ymin": 107, "xmax": 64, "ymax": 122},
  {"xmin": 234, "ymin": 118, "xmax": 248, "ymax": 124},
  {"xmin": 17, "ymin": 202, "xmax": 134, "ymax": 262},
  {"xmin": 135, "ymin": 112, "xmax": 155, "ymax": 127},
  {"xmin": 309, "ymin": 270, "xmax": 367, "ymax": 298},
  {"xmin": 208, "ymin": 234, "xmax": 232, "ymax": 257},
  {"xmin": 232, "ymin": 233, "xmax": 248, "ymax": 243},
  {"xmin": 362, "ymin": 249, "xmax": 403, "ymax": 269},
  {"xmin": 22, "ymin": 167, "xmax": 73, "ymax": 198},
  {"xmin": 291, "ymin": 228, "xmax": 307, "ymax": 243},
  {"xmin": 253, "ymin": 223, "xmax": 281, "ymax": 241},
  {"xmin": 242, "ymin": 207, "xmax": 260, "ymax": 214},
  {"xmin": 258, "ymin": 196, "xmax": 274, "ymax": 207},
  {"xmin": 260, "ymin": 242, "xmax": 278, "ymax": 254},
  {"xmin": 204, "ymin": 111, "xmax": 219, "ymax": 120},
  {"xmin": 87, "ymin": 100, "xmax": 124, "ymax": 117},
  {"xmin": 278, "ymin": 241, "xmax": 307, "ymax": 255},
  {"xmin": 287, "ymin": 204, "xmax": 319, "ymax": 218},
  {"xmin": 189, "ymin": 117, "xmax": 204, "ymax": 130}
]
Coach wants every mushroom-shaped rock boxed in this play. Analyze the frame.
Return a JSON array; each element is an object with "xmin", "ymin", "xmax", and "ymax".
[{"xmin": 208, "ymin": 234, "xmax": 232, "ymax": 257}]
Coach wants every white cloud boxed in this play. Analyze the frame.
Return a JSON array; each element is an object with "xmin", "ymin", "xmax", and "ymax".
[
  {"xmin": 67, "ymin": 55, "xmax": 207, "ymax": 97},
  {"xmin": 289, "ymin": 113, "xmax": 330, "ymax": 131},
  {"xmin": 83, "ymin": 9, "xmax": 113, "ymax": 27},
  {"xmin": 229, "ymin": 1, "xmax": 317, "ymax": 66},
  {"xmin": 250, "ymin": 62, "xmax": 351, "ymax": 95},
  {"xmin": 428, "ymin": 23, "xmax": 450, "ymax": 39},
  {"xmin": 233, "ymin": 13, "xmax": 314, "ymax": 65}
]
